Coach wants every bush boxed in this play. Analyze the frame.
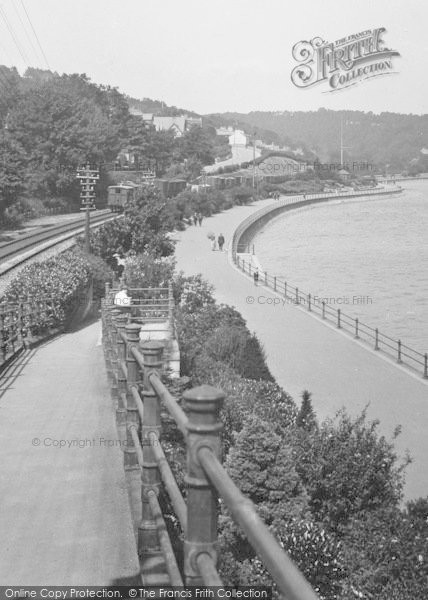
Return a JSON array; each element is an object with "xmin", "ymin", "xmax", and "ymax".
[
  {"xmin": 3, "ymin": 247, "xmax": 112, "ymax": 331},
  {"xmin": 123, "ymin": 254, "xmax": 175, "ymax": 288}
]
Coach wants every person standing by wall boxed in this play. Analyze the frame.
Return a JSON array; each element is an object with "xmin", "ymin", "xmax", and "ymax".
[{"xmin": 218, "ymin": 233, "xmax": 225, "ymax": 251}]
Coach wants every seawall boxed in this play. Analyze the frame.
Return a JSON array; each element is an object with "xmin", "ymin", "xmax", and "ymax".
[{"xmin": 232, "ymin": 186, "xmax": 402, "ymax": 258}]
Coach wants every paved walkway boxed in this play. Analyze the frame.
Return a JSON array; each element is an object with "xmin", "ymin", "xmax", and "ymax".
[
  {"xmin": 0, "ymin": 321, "xmax": 139, "ymax": 585},
  {"xmin": 174, "ymin": 200, "xmax": 428, "ymax": 501}
]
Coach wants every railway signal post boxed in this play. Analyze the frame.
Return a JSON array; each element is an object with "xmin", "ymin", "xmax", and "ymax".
[{"xmin": 76, "ymin": 163, "xmax": 99, "ymax": 252}]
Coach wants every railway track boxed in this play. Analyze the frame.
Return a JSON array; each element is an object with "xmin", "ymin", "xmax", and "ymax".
[{"xmin": 0, "ymin": 209, "xmax": 118, "ymax": 276}]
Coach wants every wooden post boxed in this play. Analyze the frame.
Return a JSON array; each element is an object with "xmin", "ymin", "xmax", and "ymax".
[
  {"xmin": 375, "ymin": 328, "xmax": 379, "ymax": 350},
  {"xmin": 397, "ymin": 340, "xmax": 402, "ymax": 363},
  {"xmin": 295, "ymin": 287, "xmax": 299, "ymax": 305},
  {"xmin": 322, "ymin": 301, "xmax": 325, "ymax": 319},
  {"xmin": 274, "ymin": 276, "xmax": 277, "ymax": 292},
  {"xmin": 183, "ymin": 385, "xmax": 224, "ymax": 585},
  {"xmin": 284, "ymin": 281, "xmax": 287, "ymax": 298},
  {"xmin": 124, "ymin": 323, "xmax": 142, "ymax": 469},
  {"xmin": 337, "ymin": 309, "xmax": 341, "ymax": 328},
  {"xmin": 308, "ymin": 293, "xmax": 311, "ymax": 311},
  {"xmin": 139, "ymin": 341, "xmax": 164, "ymax": 559},
  {"xmin": 264, "ymin": 271, "xmax": 267, "ymax": 285},
  {"xmin": 355, "ymin": 318, "xmax": 359, "ymax": 339},
  {"xmin": 424, "ymin": 354, "xmax": 428, "ymax": 379}
]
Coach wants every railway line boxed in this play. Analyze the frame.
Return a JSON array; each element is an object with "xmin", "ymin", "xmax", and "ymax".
[{"xmin": 0, "ymin": 209, "xmax": 118, "ymax": 276}]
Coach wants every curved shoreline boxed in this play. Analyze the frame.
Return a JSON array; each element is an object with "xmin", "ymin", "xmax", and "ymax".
[
  {"xmin": 230, "ymin": 187, "xmax": 428, "ymax": 379},
  {"xmin": 232, "ymin": 186, "xmax": 402, "ymax": 257}
]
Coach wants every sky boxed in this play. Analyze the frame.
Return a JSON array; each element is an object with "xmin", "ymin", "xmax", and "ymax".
[{"xmin": 0, "ymin": 0, "xmax": 427, "ymax": 115}]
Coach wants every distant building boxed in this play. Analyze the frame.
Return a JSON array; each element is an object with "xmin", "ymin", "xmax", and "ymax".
[
  {"xmin": 228, "ymin": 129, "xmax": 247, "ymax": 147},
  {"xmin": 216, "ymin": 126, "xmax": 235, "ymax": 136},
  {"xmin": 153, "ymin": 115, "xmax": 202, "ymax": 137},
  {"xmin": 338, "ymin": 168, "xmax": 351, "ymax": 181}
]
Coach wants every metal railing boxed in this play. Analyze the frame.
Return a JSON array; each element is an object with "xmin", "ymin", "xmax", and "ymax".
[
  {"xmin": 230, "ymin": 187, "xmax": 427, "ymax": 378},
  {"xmin": 101, "ymin": 298, "xmax": 319, "ymax": 598},
  {"xmin": 235, "ymin": 257, "xmax": 428, "ymax": 379},
  {"xmin": 105, "ymin": 283, "xmax": 174, "ymax": 326},
  {"xmin": 0, "ymin": 296, "xmax": 62, "ymax": 365}
]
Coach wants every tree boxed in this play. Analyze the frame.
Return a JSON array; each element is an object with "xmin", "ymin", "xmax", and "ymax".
[
  {"xmin": 0, "ymin": 133, "xmax": 27, "ymax": 224},
  {"xmin": 292, "ymin": 409, "xmax": 408, "ymax": 530},
  {"xmin": 88, "ymin": 185, "xmax": 175, "ymax": 267},
  {"xmin": 176, "ymin": 126, "xmax": 215, "ymax": 165},
  {"xmin": 296, "ymin": 390, "xmax": 317, "ymax": 431}
]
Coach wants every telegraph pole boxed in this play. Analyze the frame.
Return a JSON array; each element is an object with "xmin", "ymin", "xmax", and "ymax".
[{"xmin": 76, "ymin": 163, "xmax": 99, "ymax": 253}]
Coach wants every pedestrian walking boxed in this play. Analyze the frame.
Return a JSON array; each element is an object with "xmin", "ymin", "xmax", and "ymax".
[
  {"xmin": 198, "ymin": 213, "xmax": 203, "ymax": 226},
  {"xmin": 193, "ymin": 213, "xmax": 198, "ymax": 226},
  {"xmin": 218, "ymin": 233, "xmax": 225, "ymax": 251},
  {"xmin": 253, "ymin": 269, "xmax": 259, "ymax": 285}
]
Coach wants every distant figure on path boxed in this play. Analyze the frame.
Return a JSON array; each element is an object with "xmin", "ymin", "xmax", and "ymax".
[
  {"xmin": 193, "ymin": 213, "xmax": 198, "ymax": 226},
  {"xmin": 253, "ymin": 269, "xmax": 259, "ymax": 285},
  {"xmin": 198, "ymin": 213, "xmax": 203, "ymax": 226},
  {"xmin": 218, "ymin": 233, "xmax": 225, "ymax": 251}
]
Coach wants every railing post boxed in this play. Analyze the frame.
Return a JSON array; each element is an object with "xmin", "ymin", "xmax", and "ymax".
[
  {"xmin": 274, "ymin": 276, "xmax": 277, "ymax": 291},
  {"xmin": 139, "ymin": 341, "xmax": 164, "ymax": 559},
  {"xmin": 355, "ymin": 318, "xmax": 359, "ymax": 339},
  {"xmin": 375, "ymin": 328, "xmax": 379, "ymax": 350},
  {"xmin": 322, "ymin": 301, "xmax": 325, "ymax": 319},
  {"xmin": 115, "ymin": 313, "xmax": 128, "ymax": 423},
  {"xmin": 168, "ymin": 281, "xmax": 174, "ymax": 339},
  {"xmin": 252, "ymin": 244, "xmax": 255, "ymax": 255},
  {"xmin": 397, "ymin": 340, "xmax": 402, "ymax": 363},
  {"xmin": 124, "ymin": 323, "xmax": 142, "ymax": 469},
  {"xmin": 0, "ymin": 304, "xmax": 6, "ymax": 362},
  {"xmin": 284, "ymin": 281, "xmax": 287, "ymax": 298},
  {"xmin": 337, "ymin": 309, "xmax": 341, "ymax": 328},
  {"xmin": 308, "ymin": 293, "xmax": 311, "ymax": 311},
  {"xmin": 264, "ymin": 271, "xmax": 267, "ymax": 285},
  {"xmin": 295, "ymin": 287, "xmax": 299, "ymax": 305},
  {"xmin": 424, "ymin": 353, "xmax": 428, "ymax": 379},
  {"xmin": 183, "ymin": 385, "xmax": 225, "ymax": 586}
]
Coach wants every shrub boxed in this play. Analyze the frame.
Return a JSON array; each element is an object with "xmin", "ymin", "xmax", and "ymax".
[
  {"xmin": 123, "ymin": 254, "xmax": 175, "ymax": 288},
  {"xmin": 292, "ymin": 409, "xmax": 408, "ymax": 530},
  {"xmin": 3, "ymin": 247, "xmax": 112, "ymax": 331}
]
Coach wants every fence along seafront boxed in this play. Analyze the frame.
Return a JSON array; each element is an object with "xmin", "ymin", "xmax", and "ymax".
[
  {"xmin": 231, "ymin": 187, "xmax": 428, "ymax": 379},
  {"xmin": 101, "ymin": 285, "xmax": 319, "ymax": 598}
]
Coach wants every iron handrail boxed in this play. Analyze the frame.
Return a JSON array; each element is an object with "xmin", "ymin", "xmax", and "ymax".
[
  {"xmin": 197, "ymin": 446, "xmax": 318, "ymax": 600},
  {"xmin": 102, "ymin": 298, "xmax": 320, "ymax": 596}
]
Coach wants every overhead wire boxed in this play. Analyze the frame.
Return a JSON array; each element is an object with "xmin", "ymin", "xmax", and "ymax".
[
  {"xmin": 11, "ymin": 0, "xmax": 41, "ymax": 67},
  {"xmin": 19, "ymin": 0, "xmax": 50, "ymax": 70},
  {"xmin": 0, "ymin": 3, "xmax": 29, "ymax": 64}
]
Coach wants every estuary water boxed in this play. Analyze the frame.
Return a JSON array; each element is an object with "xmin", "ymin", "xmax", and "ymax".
[{"xmin": 254, "ymin": 181, "xmax": 428, "ymax": 353}]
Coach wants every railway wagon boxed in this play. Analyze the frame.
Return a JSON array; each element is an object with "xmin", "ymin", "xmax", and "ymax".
[
  {"xmin": 107, "ymin": 183, "xmax": 139, "ymax": 212},
  {"xmin": 154, "ymin": 178, "xmax": 187, "ymax": 198}
]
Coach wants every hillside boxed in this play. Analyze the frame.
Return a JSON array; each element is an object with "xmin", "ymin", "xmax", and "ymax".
[{"xmin": 208, "ymin": 109, "xmax": 428, "ymax": 172}]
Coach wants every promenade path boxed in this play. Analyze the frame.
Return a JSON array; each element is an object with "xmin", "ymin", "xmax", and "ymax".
[
  {"xmin": 0, "ymin": 321, "xmax": 139, "ymax": 585},
  {"xmin": 174, "ymin": 199, "xmax": 428, "ymax": 501}
]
